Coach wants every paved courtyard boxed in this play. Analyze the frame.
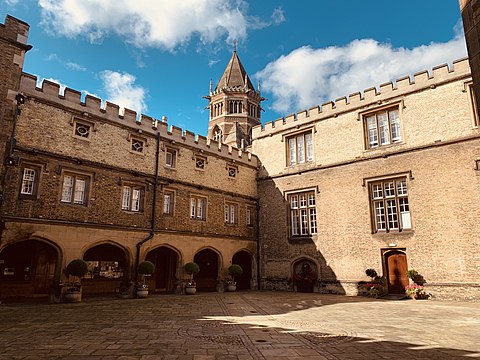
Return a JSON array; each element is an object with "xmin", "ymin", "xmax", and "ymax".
[{"xmin": 0, "ymin": 292, "xmax": 479, "ymax": 359}]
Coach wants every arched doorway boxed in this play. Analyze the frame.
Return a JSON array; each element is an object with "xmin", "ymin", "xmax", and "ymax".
[
  {"xmin": 82, "ymin": 243, "xmax": 128, "ymax": 295},
  {"xmin": 146, "ymin": 246, "xmax": 179, "ymax": 293},
  {"xmin": 385, "ymin": 250, "xmax": 408, "ymax": 294},
  {"xmin": 292, "ymin": 259, "xmax": 318, "ymax": 293},
  {"xmin": 232, "ymin": 251, "xmax": 252, "ymax": 290},
  {"xmin": 194, "ymin": 249, "xmax": 219, "ymax": 292},
  {"xmin": 0, "ymin": 240, "xmax": 59, "ymax": 298}
]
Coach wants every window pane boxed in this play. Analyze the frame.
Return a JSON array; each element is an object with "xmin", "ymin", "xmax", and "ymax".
[
  {"xmin": 163, "ymin": 194, "xmax": 171, "ymax": 214},
  {"xmin": 397, "ymin": 180, "xmax": 408, "ymax": 196},
  {"xmin": 290, "ymin": 195, "xmax": 298, "ymax": 208},
  {"xmin": 190, "ymin": 198, "xmax": 196, "ymax": 218},
  {"xmin": 389, "ymin": 109, "xmax": 401, "ymax": 141},
  {"xmin": 246, "ymin": 208, "xmax": 252, "ymax": 225},
  {"xmin": 374, "ymin": 201, "xmax": 386, "ymax": 230},
  {"xmin": 384, "ymin": 181, "xmax": 395, "ymax": 197},
  {"xmin": 231, "ymin": 205, "xmax": 236, "ymax": 223},
  {"xmin": 61, "ymin": 175, "xmax": 73, "ymax": 202},
  {"xmin": 289, "ymin": 138, "xmax": 296, "ymax": 165},
  {"xmin": 386, "ymin": 199, "xmax": 398, "ymax": 229},
  {"xmin": 74, "ymin": 178, "xmax": 86, "ymax": 204},
  {"xmin": 122, "ymin": 186, "xmax": 131, "ymax": 210},
  {"xmin": 300, "ymin": 209, "xmax": 308, "ymax": 235},
  {"xmin": 367, "ymin": 116, "xmax": 378, "ymax": 147},
  {"xmin": 132, "ymin": 188, "xmax": 140, "ymax": 211},
  {"xmin": 378, "ymin": 111, "xmax": 390, "ymax": 145},
  {"xmin": 297, "ymin": 135, "xmax": 305, "ymax": 163},
  {"xmin": 299, "ymin": 194, "xmax": 307, "ymax": 208},
  {"xmin": 305, "ymin": 133, "xmax": 313, "ymax": 161},
  {"xmin": 225, "ymin": 204, "xmax": 229, "ymax": 223},
  {"xmin": 291, "ymin": 210, "xmax": 299, "ymax": 235},
  {"xmin": 21, "ymin": 168, "xmax": 36, "ymax": 195},
  {"xmin": 308, "ymin": 193, "xmax": 315, "ymax": 206},
  {"xmin": 372, "ymin": 184, "xmax": 383, "ymax": 199},
  {"xmin": 309, "ymin": 208, "xmax": 317, "ymax": 234}
]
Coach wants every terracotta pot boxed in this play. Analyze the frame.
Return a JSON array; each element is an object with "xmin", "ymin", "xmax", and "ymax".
[
  {"xmin": 185, "ymin": 285, "xmax": 196, "ymax": 295},
  {"xmin": 226, "ymin": 284, "xmax": 237, "ymax": 292}
]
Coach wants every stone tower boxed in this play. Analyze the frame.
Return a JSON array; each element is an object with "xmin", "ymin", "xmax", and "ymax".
[
  {"xmin": 0, "ymin": 16, "xmax": 30, "ymax": 206},
  {"xmin": 459, "ymin": 0, "xmax": 480, "ymax": 117},
  {"xmin": 205, "ymin": 48, "xmax": 264, "ymax": 149}
]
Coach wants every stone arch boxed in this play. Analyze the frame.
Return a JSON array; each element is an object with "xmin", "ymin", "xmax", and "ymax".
[
  {"xmin": 232, "ymin": 249, "xmax": 254, "ymax": 290},
  {"xmin": 145, "ymin": 244, "xmax": 182, "ymax": 293},
  {"xmin": 291, "ymin": 257, "xmax": 319, "ymax": 293},
  {"xmin": 194, "ymin": 247, "xmax": 222, "ymax": 292},
  {"xmin": 0, "ymin": 237, "xmax": 63, "ymax": 298},
  {"xmin": 81, "ymin": 241, "xmax": 130, "ymax": 295}
]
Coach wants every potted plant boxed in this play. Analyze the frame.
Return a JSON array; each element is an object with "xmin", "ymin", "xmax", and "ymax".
[
  {"xmin": 406, "ymin": 269, "xmax": 426, "ymax": 285},
  {"xmin": 361, "ymin": 268, "xmax": 386, "ymax": 298},
  {"xmin": 64, "ymin": 259, "xmax": 88, "ymax": 303},
  {"xmin": 184, "ymin": 262, "xmax": 200, "ymax": 295},
  {"xmin": 226, "ymin": 264, "xmax": 243, "ymax": 291},
  {"xmin": 137, "ymin": 260, "xmax": 155, "ymax": 298}
]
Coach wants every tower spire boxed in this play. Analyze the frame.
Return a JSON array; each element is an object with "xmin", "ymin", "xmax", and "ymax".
[{"xmin": 233, "ymin": 39, "xmax": 237, "ymax": 53}]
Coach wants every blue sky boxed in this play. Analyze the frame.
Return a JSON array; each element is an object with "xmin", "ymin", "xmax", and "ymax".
[{"xmin": 1, "ymin": 1, "xmax": 467, "ymax": 137}]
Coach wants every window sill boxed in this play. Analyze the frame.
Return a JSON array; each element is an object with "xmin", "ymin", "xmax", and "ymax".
[
  {"xmin": 288, "ymin": 235, "xmax": 316, "ymax": 245},
  {"xmin": 122, "ymin": 210, "xmax": 144, "ymax": 214},
  {"xmin": 129, "ymin": 150, "xmax": 146, "ymax": 156},
  {"xmin": 73, "ymin": 135, "xmax": 91, "ymax": 142},
  {"xmin": 372, "ymin": 229, "xmax": 414, "ymax": 237},
  {"xmin": 364, "ymin": 141, "xmax": 403, "ymax": 152}
]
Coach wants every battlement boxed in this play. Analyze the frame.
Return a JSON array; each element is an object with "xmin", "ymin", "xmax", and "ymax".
[
  {"xmin": 0, "ymin": 15, "xmax": 29, "ymax": 45},
  {"xmin": 19, "ymin": 73, "xmax": 256, "ymax": 167},
  {"xmin": 253, "ymin": 58, "xmax": 471, "ymax": 138}
]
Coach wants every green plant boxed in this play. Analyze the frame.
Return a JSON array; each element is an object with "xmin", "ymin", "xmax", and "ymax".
[
  {"xmin": 137, "ymin": 261, "xmax": 155, "ymax": 288},
  {"xmin": 65, "ymin": 259, "xmax": 88, "ymax": 292},
  {"xmin": 184, "ymin": 262, "xmax": 200, "ymax": 285},
  {"xmin": 405, "ymin": 269, "xmax": 419, "ymax": 279},
  {"xmin": 228, "ymin": 264, "xmax": 243, "ymax": 283},
  {"xmin": 365, "ymin": 268, "xmax": 378, "ymax": 278}
]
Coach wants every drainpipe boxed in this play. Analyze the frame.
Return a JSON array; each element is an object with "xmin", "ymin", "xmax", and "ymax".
[
  {"xmin": 134, "ymin": 131, "xmax": 160, "ymax": 280},
  {"xmin": 256, "ymin": 201, "xmax": 261, "ymax": 290}
]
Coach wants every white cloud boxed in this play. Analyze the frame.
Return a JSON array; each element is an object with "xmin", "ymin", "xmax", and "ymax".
[
  {"xmin": 100, "ymin": 70, "xmax": 147, "ymax": 115},
  {"xmin": 38, "ymin": 0, "xmax": 250, "ymax": 50},
  {"xmin": 66, "ymin": 62, "xmax": 87, "ymax": 72},
  {"xmin": 271, "ymin": 7, "xmax": 285, "ymax": 26},
  {"xmin": 4, "ymin": 0, "xmax": 20, "ymax": 6},
  {"xmin": 255, "ymin": 29, "xmax": 468, "ymax": 115}
]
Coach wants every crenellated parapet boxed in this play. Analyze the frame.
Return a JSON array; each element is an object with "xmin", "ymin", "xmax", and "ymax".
[
  {"xmin": 18, "ymin": 73, "xmax": 257, "ymax": 167},
  {"xmin": 253, "ymin": 58, "xmax": 471, "ymax": 139}
]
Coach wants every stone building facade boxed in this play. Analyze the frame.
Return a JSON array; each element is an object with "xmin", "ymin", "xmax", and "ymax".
[
  {"xmin": 252, "ymin": 59, "xmax": 480, "ymax": 301},
  {"xmin": 0, "ymin": 13, "xmax": 479, "ymax": 301},
  {"xmin": 0, "ymin": 16, "xmax": 258, "ymax": 299}
]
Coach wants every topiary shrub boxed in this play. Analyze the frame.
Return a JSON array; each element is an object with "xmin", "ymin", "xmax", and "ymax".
[
  {"xmin": 365, "ymin": 268, "xmax": 378, "ymax": 278},
  {"xmin": 184, "ymin": 262, "xmax": 200, "ymax": 285},
  {"xmin": 65, "ymin": 259, "xmax": 89, "ymax": 292},
  {"xmin": 138, "ymin": 260, "xmax": 155, "ymax": 276},
  {"xmin": 228, "ymin": 264, "xmax": 243, "ymax": 283}
]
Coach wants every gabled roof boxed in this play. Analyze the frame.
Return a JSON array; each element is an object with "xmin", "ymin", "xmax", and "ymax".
[{"xmin": 215, "ymin": 50, "xmax": 255, "ymax": 92}]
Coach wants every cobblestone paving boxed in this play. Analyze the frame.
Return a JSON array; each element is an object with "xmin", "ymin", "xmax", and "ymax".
[{"xmin": 1, "ymin": 292, "xmax": 479, "ymax": 359}]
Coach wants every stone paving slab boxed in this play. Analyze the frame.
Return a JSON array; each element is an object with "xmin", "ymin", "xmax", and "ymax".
[{"xmin": 0, "ymin": 292, "xmax": 479, "ymax": 359}]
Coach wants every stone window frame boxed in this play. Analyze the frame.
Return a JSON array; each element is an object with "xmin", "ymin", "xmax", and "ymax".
[
  {"xmin": 190, "ymin": 194, "xmax": 207, "ymax": 221},
  {"xmin": 165, "ymin": 147, "xmax": 178, "ymax": 169},
  {"xmin": 163, "ymin": 189, "xmax": 175, "ymax": 216},
  {"xmin": 227, "ymin": 164, "xmax": 238, "ymax": 178},
  {"xmin": 194, "ymin": 154, "xmax": 207, "ymax": 171},
  {"xmin": 59, "ymin": 169, "xmax": 92, "ymax": 206},
  {"xmin": 246, "ymin": 205, "xmax": 255, "ymax": 227},
  {"xmin": 129, "ymin": 134, "xmax": 147, "ymax": 155},
  {"xmin": 18, "ymin": 162, "xmax": 42, "ymax": 200},
  {"xmin": 465, "ymin": 81, "xmax": 479, "ymax": 127},
  {"xmin": 359, "ymin": 101, "xmax": 404, "ymax": 150},
  {"xmin": 224, "ymin": 201, "xmax": 239, "ymax": 225},
  {"xmin": 283, "ymin": 128, "xmax": 314, "ymax": 167},
  {"xmin": 285, "ymin": 188, "xmax": 318, "ymax": 237},
  {"xmin": 71, "ymin": 117, "xmax": 95, "ymax": 141},
  {"xmin": 121, "ymin": 184, "xmax": 145, "ymax": 213},
  {"xmin": 364, "ymin": 172, "xmax": 413, "ymax": 234}
]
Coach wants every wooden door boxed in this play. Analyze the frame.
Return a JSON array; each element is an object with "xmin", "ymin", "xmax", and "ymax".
[
  {"xmin": 386, "ymin": 251, "xmax": 408, "ymax": 294},
  {"xmin": 194, "ymin": 249, "xmax": 219, "ymax": 292}
]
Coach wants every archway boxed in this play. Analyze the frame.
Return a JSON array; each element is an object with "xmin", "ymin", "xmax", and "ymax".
[
  {"xmin": 384, "ymin": 250, "xmax": 408, "ymax": 294},
  {"xmin": 82, "ymin": 243, "xmax": 128, "ymax": 295},
  {"xmin": 0, "ymin": 240, "xmax": 59, "ymax": 298},
  {"xmin": 194, "ymin": 249, "xmax": 219, "ymax": 292},
  {"xmin": 232, "ymin": 250, "xmax": 252, "ymax": 290},
  {"xmin": 292, "ymin": 259, "xmax": 318, "ymax": 293},
  {"xmin": 146, "ymin": 246, "xmax": 179, "ymax": 293}
]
